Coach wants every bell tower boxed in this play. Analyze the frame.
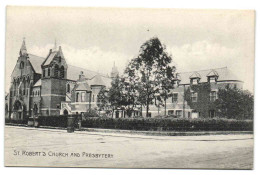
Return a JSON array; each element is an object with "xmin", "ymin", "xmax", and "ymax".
[{"xmin": 41, "ymin": 40, "xmax": 68, "ymax": 116}]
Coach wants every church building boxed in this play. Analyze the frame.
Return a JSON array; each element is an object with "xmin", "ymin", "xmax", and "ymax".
[{"xmin": 6, "ymin": 39, "xmax": 116, "ymax": 120}]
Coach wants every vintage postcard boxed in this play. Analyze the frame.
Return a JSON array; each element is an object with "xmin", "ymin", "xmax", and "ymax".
[{"xmin": 4, "ymin": 6, "xmax": 255, "ymax": 169}]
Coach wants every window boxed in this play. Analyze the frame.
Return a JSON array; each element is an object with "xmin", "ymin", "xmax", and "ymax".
[
  {"xmin": 172, "ymin": 93, "xmax": 178, "ymax": 102},
  {"xmin": 67, "ymin": 84, "xmax": 70, "ymax": 93},
  {"xmin": 92, "ymin": 94, "xmax": 95, "ymax": 102},
  {"xmin": 209, "ymin": 77, "xmax": 216, "ymax": 83},
  {"xmin": 76, "ymin": 92, "xmax": 80, "ymax": 102},
  {"xmin": 57, "ymin": 104, "xmax": 60, "ymax": 109},
  {"xmin": 173, "ymin": 80, "xmax": 178, "ymax": 87},
  {"xmin": 191, "ymin": 92, "xmax": 198, "ymax": 102},
  {"xmin": 43, "ymin": 69, "xmax": 45, "ymax": 77},
  {"xmin": 210, "ymin": 91, "xmax": 217, "ymax": 102},
  {"xmin": 192, "ymin": 79, "xmax": 198, "ymax": 84},
  {"xmin": 168, "ymin": 110, "xmax": 174, "ymax": 115},
  {"xmin": 20, "ymin": 61, "xmax": 24, "ymax": 69},
  {"xmin": 54, "ymin": 65, "xmax": 59, "ymax": 78},
  {"xmin": 209, "ymin": 110, "xmax": 215, "ymax": 118},
  {"xmin": 48, "ymin": 68, "xmax": 50, "ymax": 76},
  {"xmin": 81, "ymin": 92, "xmax": 86, "ymax": 102},
  {"xmin": 60, "ymin": 66, "xmax": 64, "ymax": 78},
  {"xmin": 176, "ymin": 110, "xmax": 182, "ymax": 118}
]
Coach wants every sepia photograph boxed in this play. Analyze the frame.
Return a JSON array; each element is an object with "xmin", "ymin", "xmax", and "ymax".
[{"xmin": 4, "ymin": 6, "xmax": 255, "ymax": 169}]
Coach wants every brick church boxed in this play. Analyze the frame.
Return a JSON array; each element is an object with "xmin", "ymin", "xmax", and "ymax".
[{"xmin": 6, "ymin": 39, "xmax": 116, "ymax": 120}]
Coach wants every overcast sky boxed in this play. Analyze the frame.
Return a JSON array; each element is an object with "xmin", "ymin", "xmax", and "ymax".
[{"xmin": 5, "ymin": 7, "xmax": 255, "ymax": 92}]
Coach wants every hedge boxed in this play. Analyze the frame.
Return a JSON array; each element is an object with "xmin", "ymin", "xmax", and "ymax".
[
  {"xmin": 5, "ymin": 118, "xmax": 28, "ymax": 125},
  {"xmin": 37, "ymin": 115, "xmax": 68, "ymax": 128},
  {"xmin": 5, "ymin": 116, "xmax": 253, "ymax": 131},
  {"xmin": 81, "ymin": 117, "xmax": 253, "ymax": 131}
]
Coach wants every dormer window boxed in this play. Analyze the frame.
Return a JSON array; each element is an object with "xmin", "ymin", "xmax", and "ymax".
[
  {"xmin": 173, "ymin": 80, "xmax": 178, "ymax": 88},
  {"xmin": 209, "ymin": 76, "xmax": 216, "ymax": 83},
  {"xmin": 207, "ymin": 70, "xmax": 219, "ymax": 83},
  {"xmin": 190, "ymin": 72, "xmax": 201, "ymax": 85},
  {"xmin": 191, "ymin": 78, "xmax": 198, "ymax": 85}
]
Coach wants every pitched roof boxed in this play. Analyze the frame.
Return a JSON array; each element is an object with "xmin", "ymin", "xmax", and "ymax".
[
  {"xmin": 189, "ymin": 72, "xmax": 201, "ymax": 79},
  {"xmin": 178, "ymin": 67, "xmax": 241, "ymax": 85},
  {"xmin": 28, "ymin": 54, "xmax": 45, "ymax": 74},
  {"xmin": 33, "ymin": 79, "xmax": 41, "ymax": 87},
  {"xmin": 88, "ymin": 74, "xmax": 107, "ymax": 87},
  {"xmin": 75, "ymin": 82, "xmax": 91, "ymax": 91},
  {"xmin": 66, "ymin": 65, "xmax": 105, "ymax": 80},
  {"xmin": 27, "ymin": 53, "xmax": 111, "ymax": 86},
  {"xmin": 42, "ymin": 51, "xmax": 57, "ymax": 66}
]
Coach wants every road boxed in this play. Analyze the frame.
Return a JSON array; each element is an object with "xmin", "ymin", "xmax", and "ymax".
[{"xmin": 4, "ymin": 126, "xmax": 253, "ymax": 169}]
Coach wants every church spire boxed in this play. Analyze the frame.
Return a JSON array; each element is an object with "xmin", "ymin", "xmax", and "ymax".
[
  {"xmin": 19, "ymin": 37, "xmax": 27, "ymax": 56},
  {"xmin": 111, "ymin": 61, "xmax": 119, "ymax": 78},
  {"xmin": 53, "ymin": 38, "xmax": 57, "ymax": 51}
]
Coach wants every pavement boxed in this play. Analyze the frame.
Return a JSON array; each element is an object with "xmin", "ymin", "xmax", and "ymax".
[{"xmin": 4, "ymin": 126, "xmax": 254, "ymax": 169}]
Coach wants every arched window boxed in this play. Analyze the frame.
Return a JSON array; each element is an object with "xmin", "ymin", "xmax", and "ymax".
[
  {"xmin": 60, "ymin": 66, "xmax": 64, "ymax": 78},
  {"xmin": 33, "ymin": 104, "xmax": 38, "ymax": 115},
  {"xmin": 67, "ymin": 84, "xmax": 70, "ymax": 93},
  {"xmin": 54, "ymin": 65, "xmax": 59, "ymax": 78},
  {"xmin": 22, "ymin": 78, "xmax": 26, "ymax": 95},
  {"xmin": 20, "ymin": 61, "xmax": 24, "ymax": 69}
]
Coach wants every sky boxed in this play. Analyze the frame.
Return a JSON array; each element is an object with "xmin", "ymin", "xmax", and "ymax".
[{"xmin": 5, "ymin": 7, "xmax": 255, "ymax": 92}]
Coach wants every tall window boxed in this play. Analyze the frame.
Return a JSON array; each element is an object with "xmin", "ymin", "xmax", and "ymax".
[
  {"xmin": 191, "ymin": 92, "xmax": 198, "ymax": 102},
  {"xmin": 22, "ymin": 79, "xmax": 26, "ymax": 95},
  {"xmin": 48, "ymin": 68, "xmax": 50, "ymax": 76},
  {"xmin": 20, "ymin": 61, "xmax": 24, "ymax": 69},
  {"xmin": 172, "ymin": 93, "xmax": 178, "ymax": 102},
  {"xmin": 67, "ymin": 84, "xmax": 70, "ymax": 93},
  {"xmin": 210, "ymin": 91, "xmax": 217, "ymax": 102},
  {"xmin": 81, "ymin": 92, "xmax": 86, "ymax": 102},
  {"xmin": 60, "ymin": 66, "xmax": 64, "ymax": 78},
  {"xmin": 209, "ymin": 110, "xmax": 216, "ymax": 118},
  {"xmin": 76, "ymin": 92, "xmax": 80, "ymax": 102},
  {"xmin": 92, "ymin": 94, "xmax": 95, "ymax": 102},
  {"xmin": 54, "ymin": 65, "xmax": 59, "ymax": 78},
  {"xmin": 43, "ymin": 69, "xmax": 45, "ymax": 77}
]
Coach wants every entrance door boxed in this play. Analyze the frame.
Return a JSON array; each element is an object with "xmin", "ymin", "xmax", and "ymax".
[
  {"xmin": 115, "ymin": 111, "xmax": 119, "ymax": 118},
  {"xmin": 63, "ymin": 109, "xmax": 68, "ymax": 115},
  {"xmin": 13, "ymin": 100, "xmax": 24, "ymax": 120}
]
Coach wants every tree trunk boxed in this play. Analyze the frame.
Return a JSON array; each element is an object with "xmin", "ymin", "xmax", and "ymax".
[
  {"xmin": 164, "ymin": 97, "xmax": 167, "ymax": 116},
  {"xmin": 112, "ymin": 108, "xmax": 114, "ymax": 118},
  {"xmin": 146, "ymin": 101, "xmax": 149, "ymax": 118}
]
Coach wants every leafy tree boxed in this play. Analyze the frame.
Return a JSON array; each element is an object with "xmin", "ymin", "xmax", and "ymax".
[
  {"xmin": 215, "ymin": 86, "xmax": 254, "ymax": 119},
  {"xmin": 107, "ymin": 75, "xmax": 125, "ymax": 117},
  {"xmin": 124, "ymin": 37, "xmax": 176, "ymax": 117},
  {"xmin": 97, "ymin": 87, "xmax": 109, "ymax": 116}
]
